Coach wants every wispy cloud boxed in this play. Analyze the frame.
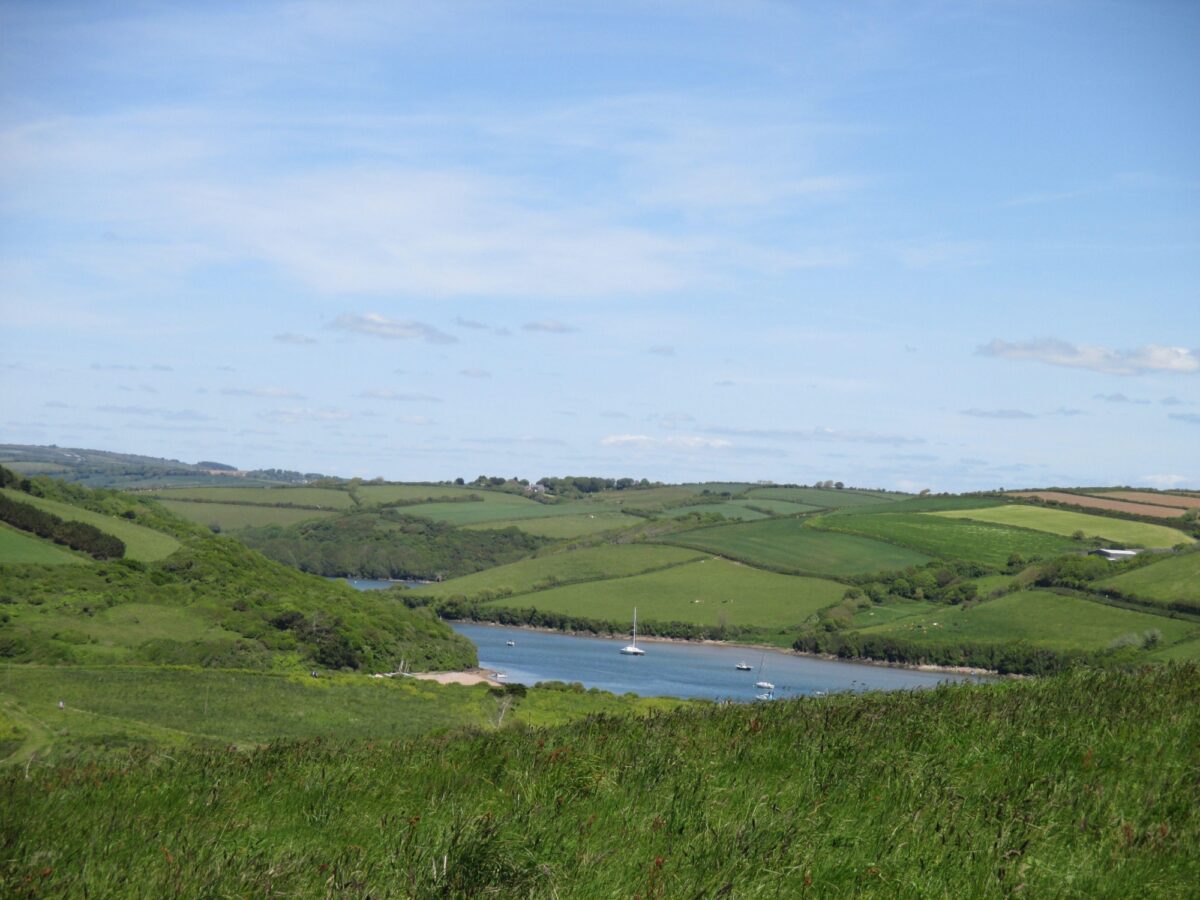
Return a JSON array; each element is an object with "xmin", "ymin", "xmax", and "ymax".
[
  {"xmin": 959, "ymin": 408, "xmax": 1036, "ymax": 419},
  {"xmin": 1169, "ymin": 413, "xmax": 1200, "ymax": 425},
  {"xmin": 1141, "ymin": 473, "xmax": 1192, "ymax": 487},
  {"xmin": 95, "ymin": 405, "xmax": 207, "ymax": 421},
  {"xmin": 701, "ymin": 425, "xmax": 924, "ymax": 446},
  {"xmin": 459, "ymin": 368, "xmax": 491, "ymax": 379},
  {"xmin": 360, "ymin": 389, "xmax": 441, "ymax": 402},
  {"xmin": 221, "ymin": 386, "xmax": 305, "ymax": 399},
  {"xmin": 274, "ymin": 332, "xmax": 316, "ymax": 345},
  {"xmin": 523, "ymin": 320, "xmax": 578, "ymax": 334},
  {"xmin": 648, "ymin": 345, "xmax": 675, "ymax": 356},
  {"xmin": 462, "ymin": 436, "xmax": 567, "ymax": 447},
  {"xmin": 330, "ymin": 313, "xmax": 456, "ymax": 344},
  {"xmin": 1049, "ymin": 407, "xmax": 1085, "ymax": 417},
  {"xmin": 978, "ymin": 338, "xmax": 1200, "ymax": 376},
  {"xmin": 1161, "ymin": 396, "xmax": 1185, "ymax": 406},
  {"xmin": 600, "ymin": 434, "xmax": 732, "ymax": 451},
  {"xmin": 91, "ymin": 363, "xmax": 173, "ymax": 372},
  {"xmin": 266, "ymin": 407, "xmax": 352, "ymax": 423},
  {"xmin": 1094, "ymin": 393, "xmax": 1149, "ymax": 405}
]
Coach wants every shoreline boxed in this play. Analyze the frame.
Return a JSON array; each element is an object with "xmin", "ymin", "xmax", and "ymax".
[{"xmin": 447, "ymin": 620, "xmax": 1001, "ymax": 678}]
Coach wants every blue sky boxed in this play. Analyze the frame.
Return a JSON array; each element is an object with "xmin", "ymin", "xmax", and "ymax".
[{"xmin": 2, "ymin": 1, "xmax": 1197, "ymax": 490}]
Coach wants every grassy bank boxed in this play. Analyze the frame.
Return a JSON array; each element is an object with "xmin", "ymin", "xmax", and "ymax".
[{"xmin": 2, "ymin": 665, "xmax": 1195, "ymax": 896}]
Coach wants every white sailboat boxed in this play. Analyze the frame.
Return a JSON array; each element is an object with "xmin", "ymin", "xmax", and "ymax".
[
  {"xmin": 620, "ymin": 607, "xmax": 646, "ymax": 655},
  {"xmin": 754, "ymin": 655, "xmax": 774, "ymax": 690}
]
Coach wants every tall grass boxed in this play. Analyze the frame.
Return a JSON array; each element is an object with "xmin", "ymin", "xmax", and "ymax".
[{"xmin": 2, "ymin": 665, "xmax": 1196, "ymax": 896}]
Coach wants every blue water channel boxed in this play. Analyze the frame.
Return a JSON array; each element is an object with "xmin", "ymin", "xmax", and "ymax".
[
  {"xmin": 340, "ymin": 577, "xmax": 991, "ymax": 701},
  {"xmin": 452, "ymin": 622, "xmax": 991, "ymax": 702}
]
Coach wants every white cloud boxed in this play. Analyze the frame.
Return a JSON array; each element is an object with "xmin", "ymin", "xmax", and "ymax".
[
  {"xmin": 265, "ymin": 407, "xmax": 352, "ymax": 423},
  {"xmin": 979, "ymin": 339, "xmax": 1200, "ymax": 376},
  {"xmin": 959, "ymin": 408, "xmax": 1037, "ymax": 420},
  {"xmin": 360, "ymin": 389, "xmax": 441, "ymax": 402},
  {"xmin": 523, "ymin": 320, "xmax": 578, "ymax": 334},
  {"xmin": 221, "ymin": 386, "xmax": 304, "ymax": 399},
  {"xmin": 274, "ymin": 332, "xmax": 316, "ymax": 345},
  {"xmin": 1140, "ymin": 474, "xmax": 1192, "ymax": 487},
  {"xmin": 701, "ymin": 425, "xmax": 924, "ymax": 446},
  {"xmin": 600, "ymin": 434, "xmax": 733, "ymax": 450},
  {"xmin": 330, "ymin": 313, "xmax": 456, "ymax": 344}
]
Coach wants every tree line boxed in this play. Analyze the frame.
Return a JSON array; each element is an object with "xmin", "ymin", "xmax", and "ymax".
[{"xmin": 0, "ymin": 491, "xmax": 125, "ymax": 560}]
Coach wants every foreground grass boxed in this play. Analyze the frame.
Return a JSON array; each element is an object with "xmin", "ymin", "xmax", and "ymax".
[
  {"xmin": 0, "ymin": 665, "xmax": 683, "ymax": 765},
  {"xmin": 2, "ymin": 666, "xmax": 1195, "ymax": 897}
]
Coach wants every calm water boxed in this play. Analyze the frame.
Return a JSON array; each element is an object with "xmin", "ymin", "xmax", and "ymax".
[
  {"xmin": 338, "ymin": 577, "xmax": 429, "ymax": 591},
  {"xmin": 452, "ymin": 622, "xmax": 990, "ymax": 702}
]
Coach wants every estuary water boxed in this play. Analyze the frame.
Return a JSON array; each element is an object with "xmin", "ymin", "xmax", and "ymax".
[{"xmin": 451, "ymin": 622, "xmax": 990, "ymax": 702}]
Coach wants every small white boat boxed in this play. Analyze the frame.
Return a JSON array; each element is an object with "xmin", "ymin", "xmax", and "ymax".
[
  {"xmin": 755, "ymin": 691, "xmax": 775, "ymax": 701},
  {"xmin": 735, "ymin": 661, "xmax": 752, "ymax": 671},
  {"xmin": 620, "ymin": 607, "xmax": 646, "ymax": 655},
  {"xmin": 505, "ymin": 640, "xmax": 515, "ymax": 646},
  {"xmin": 754, "ymin": 655, "xmax": 774, "ymax": 690}
]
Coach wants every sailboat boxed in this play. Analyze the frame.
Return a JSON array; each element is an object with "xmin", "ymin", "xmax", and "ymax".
[
  {"xmin": 620, "ymin": 607, "xmax": 646, "ymax": 655},
  {"xmin": 754, "ymin": 655, "xmax": 774, "ymax": 690}
]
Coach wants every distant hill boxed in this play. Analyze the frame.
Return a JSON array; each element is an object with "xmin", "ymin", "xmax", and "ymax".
[{"xmin": 0, "ymin": 444, "xmax": 329, "ymax": 489}]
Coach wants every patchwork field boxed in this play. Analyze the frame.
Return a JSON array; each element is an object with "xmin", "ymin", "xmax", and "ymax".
[
  {"xmin": 1010, "ymin": 491, "xmax": 1187, "ymax": 519},
  {"xmin": 829, "ymin": 495, "xmax": 1003, "ymax": 515},
  {"xmin": 156, "ymin": 499, "xmax": 338, "ymax": 531},
  {"xmin": 1096, "ymin": 552, "xmax": 1200, "ymax": 606},
  {"xmin": 858, "ymin": 590, "xmax": 1197, "ymax": 651},
  {"xmin": 485, "ymin": 558, "xmax": 847, "ymax": 629},
  {"xmin": 354, "ymin": 484, "xmax": 486, "ymax": 505},
  {"xmin": 734, "ymin": 498, "xmax": 821, "ymax": 515},
  {"xmin": 930, "ymin": 504, "xmax": 1192, "ymax": 549},
  {"xmin": 404, "ymin": 497, "xmax": 593, "ymax": 526},
  {"xmin": 813, "ymin": 512, "xmax": 1082, "ymax": 566},
  {"xmin": 0, "ymin": 489, "xmax": 181, "ymax": 561},
  {"xmin": 660, "ymin": 517, "xmax": 931, "ymax": 577},
  {"xmin": 411, "ymin": 544, "xmax": 705, "ymax": 600},
  {"xmin": 1100, "ymin": 490, "xmax": 1200, "ymax": 510},
  {"xmin": 464, "ymin": 512, "xmax": 635, "ymax": 538},
  {"xmin": 745, "ymin": 486, "xmax": 900, "ymax": 508},
  {"xmin": 0, "ymin": 524, "xmax": 84, "ymax": 565},
  {"xmin": 150, "ymin": 486, "xmax": 355, "ymax": 508},
  {"xmin": 665, "ymin": 502, "xmax": 767, "ymax": 521}
]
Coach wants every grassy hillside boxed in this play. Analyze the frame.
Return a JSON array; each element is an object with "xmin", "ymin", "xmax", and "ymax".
[
  {"xmin": 931, "ymin": 505, "xmax": 1193, "ymax": 549},
  {"xmin": 1097, "ymin": 551, "xmax": 1200, "ymax": 606},
  {"xmin": 3, "ymin": 665, "xmax": 1196, "ymax": 897},
  {"xmin": 481, "ymin": 558, "xmax": 848, "ymax": 632},
  {"xmin": 661, "ymin": 517, "xmax": 932, "ymax": 577},
  {"xmin": 745, "ymin": 485, "xmax": 901, "ymax": 507},
  {"xmin": 150, "ymin": 485, "xmax": 355, "ymax": 507},
  {"xmin": 0, "ymin": 665, "xmax": 683, "ymax": 766},
  {"xmin": 0, "ymin": 525, "xmax": 84, "ymax": 566},
  {"xmin": 857, "ymin": 590, "xmax": 1197, "ymax": 652},
  {"xmin": 813, "ymin": 512, "xmax": 1084, "ymax": 566},
  {"xmin": 462, "ymin": 511, "xmax": 634, "ymax": 538},
  {"xmin": 155, "ymin": 499, "xmax": 340, "ymax": 530},
  {"xmin": 410, "ymin": 543, "xmax": 705, "ymax": 601},
  {"xmin": 0, "ymin": 487, "xmax": 181, "ymax": 561}
]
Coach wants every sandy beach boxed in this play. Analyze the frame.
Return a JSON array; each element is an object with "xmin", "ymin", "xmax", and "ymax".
[{"xmin": 407, "ymin": 668, "xmax": 499, "ymax": 686}]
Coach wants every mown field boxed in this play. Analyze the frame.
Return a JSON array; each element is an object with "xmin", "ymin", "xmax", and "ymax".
[
  {"xmin": 931, "ymin": 504, "xmax": 1193, "ymax": 548},
  {"xmin": 463, "ymin": 511, "xmax": 634, "ymax": 538},
  {"xmin": 745, "ymin": 486, "xmax": 900, "ymax": 507},
  {"xmin": 661, "ymin": 517, "xmax": 931, "ymax": 577},
  {"xmin": 155, "ymin": 499, "xmax": 339, "ymax": 530},
  {"xmin": 858, "ymin": 590, "xmax": 1197, "ymax": 652},
  {"xmin": 1097, "ymin": 551, "xmax": 1200, "ymax": 605},
  {"xmin": 1101, "ymin": 490, "xmax": 1200, "ymax": 509},
  {"xmin": 0, "ymin": 665, "xmax": 683, "ymax": 766},
  {"xmin": 149, "ymin": 485, "xmax": 355, "ymax": 508},
  {"xmin": 0, "ymin": 524, "xmax": 84, "ymax": 565},
  {"xmin": 411, "ymin": 543, "xmax": 704, "ymax": 601},
  {"xmin": 813, "ymin": 512, "xmax": 1083, "ymax": 566},
  {"xmin": 0, "ymin": 488, "xmax": 180, "ymax": 561},
  {"xmin": 1011, "ymin": 490, "xmax": 1188, "ymax": 519},
  {"xmin": 485, "ymin": 558, "xmax": 848, "ymax": 630},
  {"xmin": 3, "ymin": 666, "xmax": 1196, "ymax": 897}
]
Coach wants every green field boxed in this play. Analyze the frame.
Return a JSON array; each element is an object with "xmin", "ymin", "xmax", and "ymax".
[
  {"xmin": 464, "ymin": 512, "xmax": 635, "ymax": 538},
  {"xmin": 0, "ymin": 488, "xmax": 180, "ymax": 561},
  {"xmin": 665, "ymin": 501, "xmax": 768, "ymax": 521},
  {"xmin": 0, "ymin": 524, "xmax": 84, "ymax": 565},
  {"xmin": 4, "ymin": 666, "xmax": 1196, "ymax": 897},
  {"xmin": 412, "ymin": 544, "xmax": 705, "ymax": 601},
  {"xmin": 1097, "ymin": 551, "xmax": 1200, "ymax": 605},
  {"xmin": 859, "ymin": 590, "xmax": 1196, "ymax": 651},
  {"xmin": 402, "ymin": 496, "xmax": 588, "ymax": 526},
  {"xmin": 487, "ymin": 558, "xmax": 847, "ymax": 630},
  {"xmin": 661, "ymin": 517, "xmax": 931, "ymax": 577},
  {"xmin": 0, "ymin": 665, "xmax": 683, "ymax": 765},
  {"xmin": 737, "ymin": 498, "xmax": 822, "ymax": 515},
  {"xmin": 354, "ymin": 483, "xmax": 485, "ymax": 505},
  {"xmin": 746, "ymin": 486, "xmax": 901, "ymax": 507},
  {"xmin": 813, "ymin": 512, "xmax": 1082, "ymax": 566},
  {"xmin": 830, "ymin": 494, "xmax": 1003, "ymax": 515},
  {"xmin": 930, "ymin": 504, "xmax": 1193, "ymax": 549},
  {"xmin": 156, "ymin": 499, "xmax": 339, "ymax": 530},
  {"xmin": 150, "ymin": 486, "xmax": 355, "ymax": 508}
]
